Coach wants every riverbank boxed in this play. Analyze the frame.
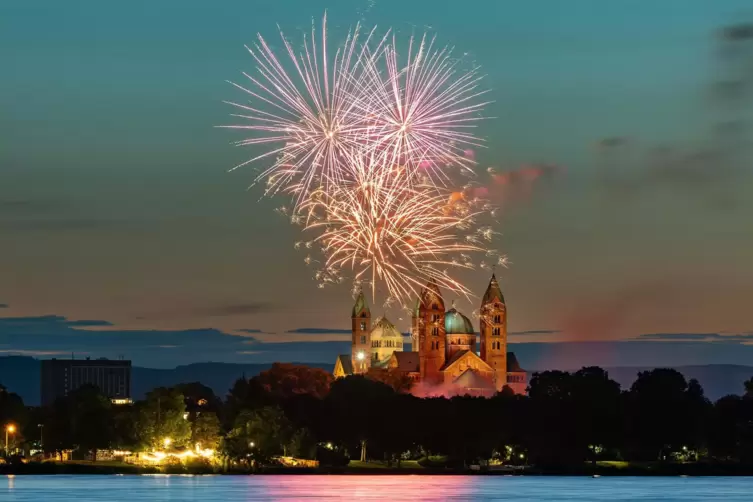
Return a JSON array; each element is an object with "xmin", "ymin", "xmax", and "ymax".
[{"xmin": 3, "ymin": 460, "xmax": 753, "ymax": 476}]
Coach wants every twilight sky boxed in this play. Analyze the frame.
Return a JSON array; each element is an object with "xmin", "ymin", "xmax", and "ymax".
[{"xmin": 1, "ymin": 0, "xmax": 752, "ymax": 368}]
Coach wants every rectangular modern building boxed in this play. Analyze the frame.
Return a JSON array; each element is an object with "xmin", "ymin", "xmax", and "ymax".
[{"xmin": 40, "ymin": 358, "xmax": 132, "ymax": 406}]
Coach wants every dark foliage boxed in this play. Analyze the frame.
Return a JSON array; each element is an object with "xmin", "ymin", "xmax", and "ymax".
[{"xmin": 3, "ymin": 365, "xmax": 753, "ymax": 467}]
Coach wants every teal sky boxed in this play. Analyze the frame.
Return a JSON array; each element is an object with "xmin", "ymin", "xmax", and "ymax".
[{"xmin": 1, "ymin": 1, "xmax": 752, "ymax": 366}]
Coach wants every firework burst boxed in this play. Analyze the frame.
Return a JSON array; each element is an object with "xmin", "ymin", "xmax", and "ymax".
[
  {"xmin": 220, "ymin": 13, "xmax": 389, "ymax": 205},
  {"xmin": 298, "ymin": 156, "xmax": 488, "ymax": 304},
  {"xmin": 359, "ymin": 33, "xmax": 491, "ymax": 184},
  {"xmin": 222, "ymin": 13, "xmax": 501, "ymax": 303},
  {"xmin": 222, "ymin": 16, "xmax": 490, "ymax": 201}
]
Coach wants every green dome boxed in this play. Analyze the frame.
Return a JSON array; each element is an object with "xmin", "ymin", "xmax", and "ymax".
[{"xmin": 444, "ymin": 308, "xmax": 475, "ymax": 334}]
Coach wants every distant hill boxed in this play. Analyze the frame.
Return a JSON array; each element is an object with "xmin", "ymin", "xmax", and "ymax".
[{"xmin": 1, "ymin": 356, "xmax": 750, "ymax": 405}]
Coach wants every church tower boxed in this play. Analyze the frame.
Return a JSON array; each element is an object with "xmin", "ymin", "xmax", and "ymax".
[
  {"xmin": 479, "ymin": 273, "xmax": 507, "ymax": 391},
  {"xmin": 410, "ymin": 297, "xmax": 420, "ymax": 352},
  {"xmin": 418, "ymin": 278, "xmax": 446, "ymax": 384},
  {"xmin": 351, "ymin": 290, "xmax": 371, "ymax": 374}
]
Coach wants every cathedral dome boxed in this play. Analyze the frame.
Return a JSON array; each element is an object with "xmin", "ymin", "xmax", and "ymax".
[{"xmin": 445, "ymin": 308, "xmax": 475, "ymax": 334}]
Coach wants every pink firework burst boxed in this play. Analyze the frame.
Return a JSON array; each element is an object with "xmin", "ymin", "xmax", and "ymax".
[{"xmin": 360, "ymin": 32, "xmax": 491, "ymax": 185}]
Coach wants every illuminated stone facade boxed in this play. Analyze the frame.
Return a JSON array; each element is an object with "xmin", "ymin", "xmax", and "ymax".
[{"xmin": 334, "ymin": 273, "xmax": 527, "ymax": 395}]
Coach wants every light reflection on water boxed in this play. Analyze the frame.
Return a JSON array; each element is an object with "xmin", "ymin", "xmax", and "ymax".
[{"xmin": 4, "ymin": 474, "xmax": 753, "ymax": 501}]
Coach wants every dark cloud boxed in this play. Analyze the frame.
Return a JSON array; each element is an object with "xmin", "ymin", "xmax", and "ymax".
[
  {"xmin": 510, "ymin": 329, "xmax": 562, "ymax": 335},
  {"xmin": 710, "ymin": 80, "xmax": 748, "ymax": 101},
  {"xmin": 0, "ymin": 314, "xmax": 347, "ymax": 367},
  {"xmin": 592, "ymin": 21, "xmax": 753, "ymax": 211},
  {"xmin": 0, "ymin": 349, "xmax": 83, "ymax": 356},
  {"xmin": 637, "ymin": 332, "xmax": 753, "ymax": 343},
  {"xmin": 0, "ymin": 304, "xmax": 8, "ymax": 309},
  {"xmin": 0, "ymin": 314, "xmax": 278, "ymax": 366},
  {"xmin": 3, "ymin": 312, "xmax": 753, "ymax": 370},
  {"xmin": 65, "ymin": 319, "xmax": 114, "ymax": 327},
  {"xmin": 237, "ymin": 328, "xmax": 275, "ymax": 335},
  {"xmin": 719, "ymin": 24, "xmax": 753, "ymax": 42},
  {"xmin": 594, "ymin": 137, "xmax": 630, "ymax": 150},
  {"xmin": 286, "ymin": 328, "xmax": 352, "ymax": 334}
]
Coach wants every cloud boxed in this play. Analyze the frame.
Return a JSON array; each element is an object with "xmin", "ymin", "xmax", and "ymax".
[
  {"xmin": 593, "ymin": 137, "xmax": 630, "ymax": 150},
  {"xmin": 286, "ymin": 328, "xmax": 352, "ymax": 334},
  {"xmin": 719, "ymin": 24, "xmax": 753, "ymax": 42},
  {"xmin": 0, "ymin": 313, "xmax": 348, "ymax": 367},
  {"xmin": 0, "ymin": 304, "xmax": 7, "ymax": 309},
  {"xmin": 66, "ymin": 319, "xmax": 114, "ymax": 327},
  {"xmin": 590, "ymin": 20, "xmax": 753, "ymax": 212},
  {"xmin": 0, "ymin": 349, "xmax": 84, "ymax": 356},
  {"xmin": 0, "ymin": 315, "xmax": 115, "ymax": 333},
  {"xmin": 4, "ymin": 312, "xmax": 753, "ymax": 370},
  {"xmin": 510, "ymin": 329, "xmax": 562, "ymax": 335},
  {"xmin": 636, "ymin": 332, "xmax": 753, "ymax": 344},
  {"xmin": 237, "ymin": 328, "xmax": 275, "ymax": 335}
]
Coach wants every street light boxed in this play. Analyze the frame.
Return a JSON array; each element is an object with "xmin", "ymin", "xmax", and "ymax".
[
  {"xmin": 5, "ymin": 424, "xmax": 16, "ymax": 454},
  {"xmin": 249, "ymin": 441, "xmax": 255, "ymax": 448},
  {"xmin": 356, "ymin": 351, "xmax": 365, "ymax": 361},
  {"xmin": 163, "ymin": 437, "xmax": 172, "ymax": 448}
]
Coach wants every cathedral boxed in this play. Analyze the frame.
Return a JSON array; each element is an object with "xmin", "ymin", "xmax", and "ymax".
[{"xmin": 333, "ymin": 273, "xmax": 527, "ymax": 396}]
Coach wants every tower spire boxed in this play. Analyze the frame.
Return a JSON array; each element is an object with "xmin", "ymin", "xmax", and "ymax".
[
  {"xmin": 480, "ymin": 271, "xmax": 508, "ymax": 392},
  {"xmin": 352, "ymin": 289, "xmax": 370, "ymax": 317},
  {"xmin": 482, "ymin": 272, "xmax": 505, "ymax": 306}
]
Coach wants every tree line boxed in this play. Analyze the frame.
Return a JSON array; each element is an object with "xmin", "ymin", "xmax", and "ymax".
[{"xmin": 2, "ymin": 363, "xmax": 753, "ymax": 468}]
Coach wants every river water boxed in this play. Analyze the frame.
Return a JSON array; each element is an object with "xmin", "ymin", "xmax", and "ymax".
[{"xmin": 4, "ymin": 474, "xmax": 753, "ymax": 501}]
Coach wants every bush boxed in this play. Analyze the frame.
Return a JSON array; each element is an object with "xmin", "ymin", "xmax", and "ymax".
[{"xmin": 316, "ymin": 446, "xmax": 349, "ymax": 467}]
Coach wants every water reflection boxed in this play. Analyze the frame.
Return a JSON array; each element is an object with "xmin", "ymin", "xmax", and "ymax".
[{"xmin": 4, "ymin": 474, "xmax": 753, "ymax": 501}]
